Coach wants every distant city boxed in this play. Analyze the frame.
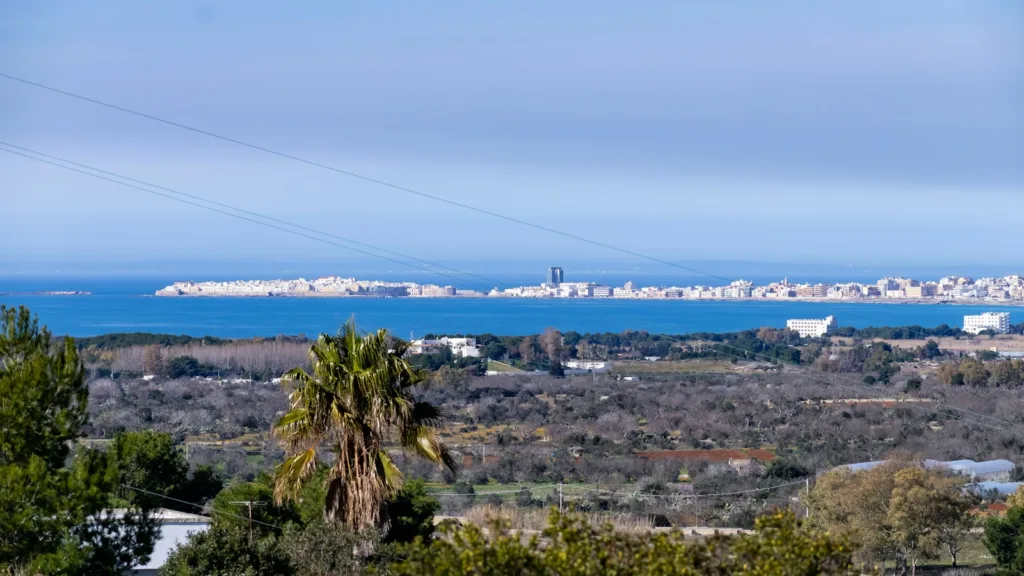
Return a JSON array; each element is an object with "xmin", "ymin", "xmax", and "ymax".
[{"xmin": 156, "ymin": 267, "xmax": 1024, "ymax": 305}]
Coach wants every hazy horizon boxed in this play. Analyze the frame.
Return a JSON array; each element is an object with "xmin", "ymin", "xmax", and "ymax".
[{"xmin": 2, "ymin": 257, "xmax": 1022, "ymax": 286}]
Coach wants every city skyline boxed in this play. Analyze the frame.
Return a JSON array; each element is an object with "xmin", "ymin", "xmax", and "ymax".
[{"xmin": 155, "ymin": 269, "xmax": 1024, "ymax": 304}]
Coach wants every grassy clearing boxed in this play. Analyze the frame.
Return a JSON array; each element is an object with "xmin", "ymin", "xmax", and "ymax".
[
  {"xmin": 425, "ymin": 482, "xmax": 607, "ymax": 501},
  {"xmin": 487, "ymin": 359, "xmax": 523, "ymax": 373},
  {"xmin": 611, "ymin": 360, "xmax": 739, "ymax": 374}
]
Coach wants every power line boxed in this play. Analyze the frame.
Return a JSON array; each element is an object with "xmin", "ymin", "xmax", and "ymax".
[
  {"xmin": 0, "ymin": 144, "xmax": 492, "ymax": 287},
  {"xmin": 4, "ymin": 77, "xmax": 1019, "ymax": 308},
  {"xmin": 0, "ymin": 71, "xmax": 730, "ymax": 282},
  {"xmin": 121, "ymin": 484, "xmax": 284, "ymax": 531},
  {"xmin": 5, "ymin": 75, "xmax": 1017, "ymax": 432},
  {"xmin": 0, "ymin": 141, "xmax": 501, "ymax": 288}
]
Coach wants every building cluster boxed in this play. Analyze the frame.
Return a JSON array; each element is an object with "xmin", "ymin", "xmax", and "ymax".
[
  {"xmin": 157, "ymin": 270, "xmax": 1024, "ymax": 305},
  {"xmin": 492, "ymin": 273, "xmax": 1024, "ymax": 302},
  {"xmin": 782, "ymin": 312, "xmax": 1013, "ymax": 337},
  {"xmin": 155, "ymin": 276, "xmax": 479, "ymax": 298}
]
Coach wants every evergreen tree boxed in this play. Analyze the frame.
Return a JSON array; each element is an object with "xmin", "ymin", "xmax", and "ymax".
[{"xmin": 0, "ymin": 305, "xmax": 157, "ymax": 574}]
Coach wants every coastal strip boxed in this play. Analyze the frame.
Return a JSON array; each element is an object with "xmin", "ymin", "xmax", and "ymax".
[{"xmin": 154, "ymin": 271, "xmax": 1024, "ymax": 305}]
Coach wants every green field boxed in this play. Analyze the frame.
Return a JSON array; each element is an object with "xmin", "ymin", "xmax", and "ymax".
[
  {"xmin": 425, "ymin": 482, "xmax": 615, "ymax": 502},
  {"xmin": 487, "ymin": 359, "xmax": 524, "ymax": 373}
]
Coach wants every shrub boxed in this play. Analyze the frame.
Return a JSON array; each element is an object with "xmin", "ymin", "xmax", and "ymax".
[{"xmin": 389, "ymin": 509, "xmax": 853, "ymax": 575}]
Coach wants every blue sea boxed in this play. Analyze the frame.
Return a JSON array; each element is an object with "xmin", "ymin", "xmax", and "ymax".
[{"xmin": 0, "ymin": 277, "xmax": 1018, "ymax": 338}]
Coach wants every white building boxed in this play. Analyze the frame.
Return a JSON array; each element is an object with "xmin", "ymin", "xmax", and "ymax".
[
  {"xmin": 564, "ymin": 360, "xmax": 611, "ymax": 372},
  {"xmin": 410, "ymin": 337, "xmax": 481, "ymax": 358},
  {"xmin": 785, "ymin": 315, "xmax": 837, "ymax": 338},
  {"xmin": 964, "ymin": 312, "xmax": 1011, "ymax": 335}
]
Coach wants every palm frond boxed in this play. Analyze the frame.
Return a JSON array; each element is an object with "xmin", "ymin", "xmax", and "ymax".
[
  {"xmin": 376, "ymin": 450, "xmax": 404, "ymax": 493},
  {"xmin": 273, "ymin": 447, "xmax": 319, "ymax": 504}
]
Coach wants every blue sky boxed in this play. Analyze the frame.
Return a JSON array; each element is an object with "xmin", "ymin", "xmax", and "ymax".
[{"xmin": 2, "ymin": 1, "xmax": 1022, "ymax": 272}]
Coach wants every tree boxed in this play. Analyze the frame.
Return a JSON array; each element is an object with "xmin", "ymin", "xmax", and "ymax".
[
  {"xmin": 939, "ymin": 507, "xmax": 976, "ymax": 568},
  {"xmin": 936, "ymin": 362, "xmax": 960, "ymax": 385},
  {"xmin": 112, "ymin": 430, "xmax": 222, "ymax": 510},
  {"xmin": 888, "ymin": 466, "xmax": 974, "ymax": 575},
  {"xmin": 143, "ymin": 344, "xmax": 164, "ymax": 375},
  {"xmin": 272, "ymin": 320, "xmax": 455, "ymax": 533},
  {"xmin": 920, "ymin": 340, "xmax": 941, "ymax": 360},
  {"xmin": 809, "ymin": 458, "xmax": 974, "ymax": 575},
  {"xmin": 516, "ymin": 487, "xmax": 535, "ymax": 508},
  {"xmin": 383, "ymin": 478, "xmax": 441, "ymax": 544},
  {"xmin": 518, "ymin": 336, "xmax": 538, "ymax": 363},
  {"xmin": 960, "ymin": 358, "xmax": 990, "ymax": 386},
  {"xmin": 763, "ymin": 458, "xmax": 810, "ymax": 480},
  {"xmin": 1008, "ymin": 485, "xmax": 1024, "ymax": 509},
  {"xmin": 540, "ymin": 327, "xmax": 563, "ymax": 361},
  {"xmin": 166, "ymin": 355, "xmax": 217, "ymax": 379},
  {"xmin": 0, "ymin": 305, "xmax": 157, "ymax": 574},
  {"xmin": 113, "ymin": 430, "xmax": 190, "ymax": 507},
  {"xmin": 984, "ymin": 505, "xmax": 1024, "ymax": 572},
  {"xmin": 548, "ymin": 360, "xmax": 566, "ymax": 379},
  {"xmin": 990, "ymin": 360, "xmax": 1022, "ymax": 387},
  {"xmin": 278, "ymin": 518, "xmax": 372, "ymax": 576},
  {"xmin": 159, "ymin": 524, "xmax": 294, "ymax": 576}
]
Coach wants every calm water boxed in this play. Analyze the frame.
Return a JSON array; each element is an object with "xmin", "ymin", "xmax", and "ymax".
[{"xmin": 0, "ymin": 278, "xmax": 1018, "ymax": 337}]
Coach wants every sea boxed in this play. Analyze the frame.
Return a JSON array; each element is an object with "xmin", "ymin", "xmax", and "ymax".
[{"xmin": 0, "ymin": 273, "xmax": 1019, "ymax": 338}]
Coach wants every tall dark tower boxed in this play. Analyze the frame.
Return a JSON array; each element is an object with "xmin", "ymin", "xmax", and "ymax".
[{"xmin": 548, "ymin": 267, "xmax": 564, "ymax": 285}]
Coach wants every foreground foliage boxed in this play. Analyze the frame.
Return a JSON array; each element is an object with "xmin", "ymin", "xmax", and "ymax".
[
  {"xmin": 389, "ymin": 509, "xmax": 853, "ymax": 576},
  {"xmin": 162, "ymin": 474, "xmax": 433, "ymax": 575},
  {"xmin": 0, "ymin": 306, "xmax": 157, "ymax": 574}
]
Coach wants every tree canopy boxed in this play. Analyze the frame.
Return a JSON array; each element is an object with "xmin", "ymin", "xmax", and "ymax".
[{"xmin": 0, "ymin": 305, "xmax": 158, "ymax": 574}]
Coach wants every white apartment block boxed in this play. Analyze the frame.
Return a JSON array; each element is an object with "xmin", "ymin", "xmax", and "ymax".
[
  {"xmin": 786, "ymin": 315, "xmax": 838, "ymax": 338},
  {"xmin": 963, "ymin": 312, "xmax": 1011, "ymax": 335}
]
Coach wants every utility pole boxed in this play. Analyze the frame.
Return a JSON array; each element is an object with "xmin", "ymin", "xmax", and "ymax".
[
  {"xmin": 558, "ymin": 482, "xmax": 563, "ymax": 513},
  {"xmin": 693, "ymin": 494, "xmax": 699, "ymax": 527},
  {"xmin": 230, "ymin": 498, "xmax": 266, "ymax": 543},
  {"xmin": 805, "ymin": 478, "xmax": 811, "ymax": 518}
]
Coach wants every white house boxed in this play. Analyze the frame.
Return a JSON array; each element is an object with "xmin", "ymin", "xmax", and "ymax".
[{"xmin": 785, "ymin": 315, "xmax": 837, "ymax": 338}]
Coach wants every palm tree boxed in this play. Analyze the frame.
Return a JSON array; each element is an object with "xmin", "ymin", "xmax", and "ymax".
[{"xmin": 272, "ymin": 320, "xmax": 455, "ymax": 532}]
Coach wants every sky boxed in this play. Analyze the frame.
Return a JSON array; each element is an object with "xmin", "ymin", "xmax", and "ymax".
[{"xmin": 1, "ymin": 1, "xmax": 1022, "ymax": 275}]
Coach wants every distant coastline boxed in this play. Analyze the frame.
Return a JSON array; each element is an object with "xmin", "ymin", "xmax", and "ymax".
[
  {"xmin": 150, "ymin": 292, "xmax": 1024, "ymax": 307},
  {"xmin": 153, "ymin": 272, "xmax": 1024, "ymax": 306}
]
